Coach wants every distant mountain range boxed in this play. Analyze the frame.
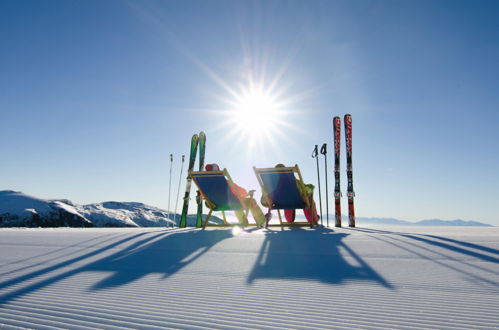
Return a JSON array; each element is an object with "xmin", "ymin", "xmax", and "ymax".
[
  {"xmin": 0, "ymin": 190, "xmax": 222, "ymax": 228},
  {"xmin": 286, "ymin": 214, "xmax": 493, "ymax": 227},
  {"xmin": 0, "ymin": 190, "xmax": 493, "ymax": 227},
  {"xmin": 353, "ymin": 216, "xmax": 492, "ymax": 227}
]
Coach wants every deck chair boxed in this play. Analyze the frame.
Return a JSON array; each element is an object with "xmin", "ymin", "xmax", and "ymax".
[
  {"xmin": 253, "ymin": 165, "xmax": 318, "ymax": 229},
  {"xmin": 190, "ymin": 169, "xmax": 254, "ymax": 229}
]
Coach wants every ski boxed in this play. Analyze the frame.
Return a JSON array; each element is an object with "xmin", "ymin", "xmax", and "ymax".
[
  {"xmin": 179, "ymin": 134, "xmax": 199, "ymax": 228},
  {"xmin": 333, "ymin": 116, "xmax": 342, "ymax": 227},
  {"xmin": 344, "ymin": 114, "xmax": 355, "ymax": 227},
  {"xmin": 196, "ymin": 132, "xmax": 206, "ymax": 228}
]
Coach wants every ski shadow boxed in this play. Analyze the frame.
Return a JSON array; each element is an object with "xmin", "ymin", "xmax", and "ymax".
[
  {"xmin": 0, "ymin": 232, "xmax": 128, "ymax": 278},
  {"xmin": 348, "ymin": 227, "xmax": 499, "ymax": 264},
  {"xmin": 347, "ymin": 227, "xmax": 499, "ymax": 287},
  {"xmin": 247, "ymin": 227, "xmax": 392, "ymax": 288},
  {"xmin": 0, "ymin": 228, "xmax": 231, "ymax": 305}
]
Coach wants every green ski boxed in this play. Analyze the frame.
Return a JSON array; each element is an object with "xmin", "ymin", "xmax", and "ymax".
[
  {"xmin": 179, "ymin": 134, "xmax": 199, "ymax": 228},
  {"xmin": 196, "ymin": 132, "xmax": 206, "ymax": 228}
]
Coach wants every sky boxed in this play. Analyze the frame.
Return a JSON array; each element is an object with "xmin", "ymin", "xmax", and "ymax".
[{"xmin": 1, "ymin": 0, "xmax": 498, "ymax": 225}]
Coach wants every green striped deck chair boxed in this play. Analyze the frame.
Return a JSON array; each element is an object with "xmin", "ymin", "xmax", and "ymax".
[{"xmin": 190, "ymin": 169, "xmax": 251, "ymax": 229}]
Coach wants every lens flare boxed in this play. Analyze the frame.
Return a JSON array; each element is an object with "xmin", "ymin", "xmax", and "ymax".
[
  {"xmin": 231, "ymin": 226, "xmax": 243, "ymax": 236},
  {"xmin": 232, "ymin": 87, "xmax": 281, "ymax": 142},
  {"xmin": 213, "ymin": 78, "xmax": 294, "ymax": 155}
]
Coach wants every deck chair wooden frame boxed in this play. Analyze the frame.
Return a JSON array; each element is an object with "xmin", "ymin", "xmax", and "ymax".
[
  {"xmin": 253, "ymin": 164, "xmax": 316, "ymax": 229},
  {"xmin": 190, "ymin": 169, "xmax": 253, "ymax": 229}
]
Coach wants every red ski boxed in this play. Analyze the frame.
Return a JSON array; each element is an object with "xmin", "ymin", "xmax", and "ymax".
[
  {"xmin": 344, "ymin": 114, "xmax": 355, "ymax": 227},
  {"xmin": 333, "ymin": 116, "xmax": 342, "ymax": 227}
]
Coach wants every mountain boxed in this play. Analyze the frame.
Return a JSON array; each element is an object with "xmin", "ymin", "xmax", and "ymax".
[
  {"xmin": 0, "ymin": 190, "xmax": 223, "ymax": 228},
  {"xmin": 2, "ymin": 190, "xmax": 490, "ymax": 228},
  {"xmin": 77, "ymin": 201, "xmax": 175, "ymax": 227},
  {"xmin": 415, "ymin": 219, "xmax": 492, "ymax": 227},
  {"xmin": 77, "ymin": 201, "xmax": 224, "ymax": 227},
  {"xmin": 354, "ymin": 216, "xmax": 493, "ymax": 227},
  {"xmin": 293, "ymin": 214, "xmax": 493, "ymax": 227},
  {"xmin": 0, "ymin": 190, "xmax": 93, "ymax": 227}
]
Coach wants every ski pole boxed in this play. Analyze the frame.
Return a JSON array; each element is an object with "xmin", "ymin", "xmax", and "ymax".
[
  {"xmin": 320, "ymin": 143, "xmax": 329, "ymax": 227},
  {"xmin": 312, "ymin": 145, "xmax": 323, "ymax": 226},
  {"xmin": 174, "ymin": 155, "xmax": 185, "ymax": 226},
  {"xmin": 168, "ymin": 154, "xmax": 173, "ymax": 225}
]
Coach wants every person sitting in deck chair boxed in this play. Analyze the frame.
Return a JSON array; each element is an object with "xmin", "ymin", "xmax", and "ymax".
[
  {"xmin": 205, "ymin": 164, "xmax": 266, "ymax": 226},
  {"xmin": 260, "ymin": 163, "xmax": 318, "ymax": 223}
]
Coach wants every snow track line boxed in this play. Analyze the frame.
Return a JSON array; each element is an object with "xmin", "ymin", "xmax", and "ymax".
[
  {"xmin": 368, "ymin": 234, "xmax": 499, "ymax": 288},
  {"xmin": 10, "ymin": 276, "xmax": 498, "ymax": 322},
  {"xmin": 0, "ymin": 233, "xmax": 129, "ymax": 277},
  {"xmin": 383, "ymin": 234, "xmax": 499, "ymax": 276},
  {"xmin": 1, "ymin": 227, "xmax": 499, "ymax": 329},
  {"xmin": 7, "ymin": 279, "xmax": 499, "ymax": 329},
  {"xmin": 0, "ymin": 304, "xmax": 218, "ymax": 330}
]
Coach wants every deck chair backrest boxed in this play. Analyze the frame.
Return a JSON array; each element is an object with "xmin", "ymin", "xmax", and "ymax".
[
  {"xmin": 190, "ymin": 171, "xmax": 243, "ymax": 211},
  {"xmin": 254, "ymin": 166, "xmax": 307, "ymax": 209}
]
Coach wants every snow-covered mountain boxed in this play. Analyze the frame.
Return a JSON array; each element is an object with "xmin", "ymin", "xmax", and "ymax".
[
  {"xmin": 2, "ymin": 190, "xmax": 490, "ymax": 227},
  {"xmin": 0, "ymin": 190, "xmax": 92, "ymax": 227},
  {"xmin": 291, "ymin": 214, "xmax": 492, "ymax": 226},
  {"xmin": 77, "ymin": 201, "xmax": 175, "ymax": 227},
  {"xmin": 354, "ymin": 216, "xmax": 492, "ymax": 227},
  {"xmin": 0, "ymin": 190, "xmax": 222, "ymax": 228}
]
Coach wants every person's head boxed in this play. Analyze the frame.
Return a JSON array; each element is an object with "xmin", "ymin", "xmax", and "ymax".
[
  {"xmin": 205, "ymin": 163, "xmax": 220, "ymax": 171},
  {"xmin": 275, "ymin": 163, "xmax": 285, "ymax": 168}
]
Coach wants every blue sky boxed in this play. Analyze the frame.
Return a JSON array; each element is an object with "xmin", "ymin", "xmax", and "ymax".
[{"xmin": 1, "ymin": 0, "xmax": 498, "ymax": 225}]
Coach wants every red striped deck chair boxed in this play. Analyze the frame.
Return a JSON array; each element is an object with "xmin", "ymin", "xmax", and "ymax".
[{"xmin": 253, "ymin": 165, "xmax": 318, "ymax": 229}]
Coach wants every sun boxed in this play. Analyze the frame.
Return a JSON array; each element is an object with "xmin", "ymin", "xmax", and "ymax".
[
  {"xmin": 233, "ymin": 87, "xmax": 280, "ymax": 136},
  {"xmin": 209, "ymin": 70, "xmax": 300, "ymax": 154},
  {"xmin": 222, "ymin": 84, "xmax": 288, "ymax": 149}
]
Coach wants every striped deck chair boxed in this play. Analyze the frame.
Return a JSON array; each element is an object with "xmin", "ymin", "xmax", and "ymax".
[
  {"xmin": 253, "ymin": 165, "xmax": 318, "ymax": 229},
  {"xmin": 190, "ymin": 169, "xmax": 252, "ymax": 229}
]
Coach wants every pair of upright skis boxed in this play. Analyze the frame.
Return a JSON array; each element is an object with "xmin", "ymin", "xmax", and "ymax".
[
  {"xmin": 179, "ymin": 132, "xmax": 206, "ymax": 228},
  {"xmin": 333, "ymin": 114, "xmax": 355, "ymax": 227}
]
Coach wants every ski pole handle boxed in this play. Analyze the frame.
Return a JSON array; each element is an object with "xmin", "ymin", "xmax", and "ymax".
[
  {"xmin": 182, "ymin": 155, "xmax": 185, "ymax": 162},
  {"xmin": 312, "ymin": 145, "xmax": 319, "ymax": 158},
  {"xmin": 170, "ymin": 154, "xmax": 173, "ymax": 162},
  {"xmin": 320, "ymin": 143, "xmax": 327, "ymax": 155}
]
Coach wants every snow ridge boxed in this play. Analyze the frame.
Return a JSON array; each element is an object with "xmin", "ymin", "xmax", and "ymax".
[
  {"xmin": 0, "ymin": 190, "xmax": 221, "ymax": 228},
  {"xmin": 0, "ymin": 191, "xmax": 92, "ymax": 227},
  {"xmin": 78, "ymin": 201, "xmax": 175, "ymax": 227}
]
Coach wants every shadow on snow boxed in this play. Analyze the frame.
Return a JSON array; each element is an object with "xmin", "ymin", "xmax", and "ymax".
[
  {"xmin": 347, "ymin": 227, "xmax": 499, "ymax": 288},
  {"xmin": 8, "ymin": 226, "xmax": 497, "ymax": 305},
  {"xmin": 0, "ymin": 228, "xmax": 230, "ymax": 305},
  {"xmin": 247, "ymin": 227, "xmax": 393, "ymax": 288}
]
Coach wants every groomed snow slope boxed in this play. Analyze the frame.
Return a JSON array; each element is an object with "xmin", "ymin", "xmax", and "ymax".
[{"xmin": 0, "ymin": 226, "xmax": 498, "ymax": 329}]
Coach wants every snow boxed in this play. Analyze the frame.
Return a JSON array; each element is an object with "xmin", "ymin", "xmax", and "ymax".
[
  {"xmin": 0, "ymin": 191, "xmax": 54, "ymax": 217},
  {"xmin": 0, "ymin": 191, "xmax": 178, "ymax": 228},
  {"xmin": 1, "ymin": 226, "xmax": 498, "ymax": 328},
  {"xmin": 52, "ymin": 201, "xmax": 85, "ymax": 217},
  {"xmin": 0, "ymin": 191, "xmax": 92, "ymax": 227},
  {"xmin": 77, "ymin": 202, "xmax": 175, "ymax": 227}
]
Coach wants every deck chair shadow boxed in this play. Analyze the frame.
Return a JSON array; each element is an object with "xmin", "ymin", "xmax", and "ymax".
[
  {"xmin": 190, "ymin": 169, "xmax": 256, "ymax": 229},
  {"xmin": 253, "ymin": 164, "xmax": 318, "ymax": 229}
]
